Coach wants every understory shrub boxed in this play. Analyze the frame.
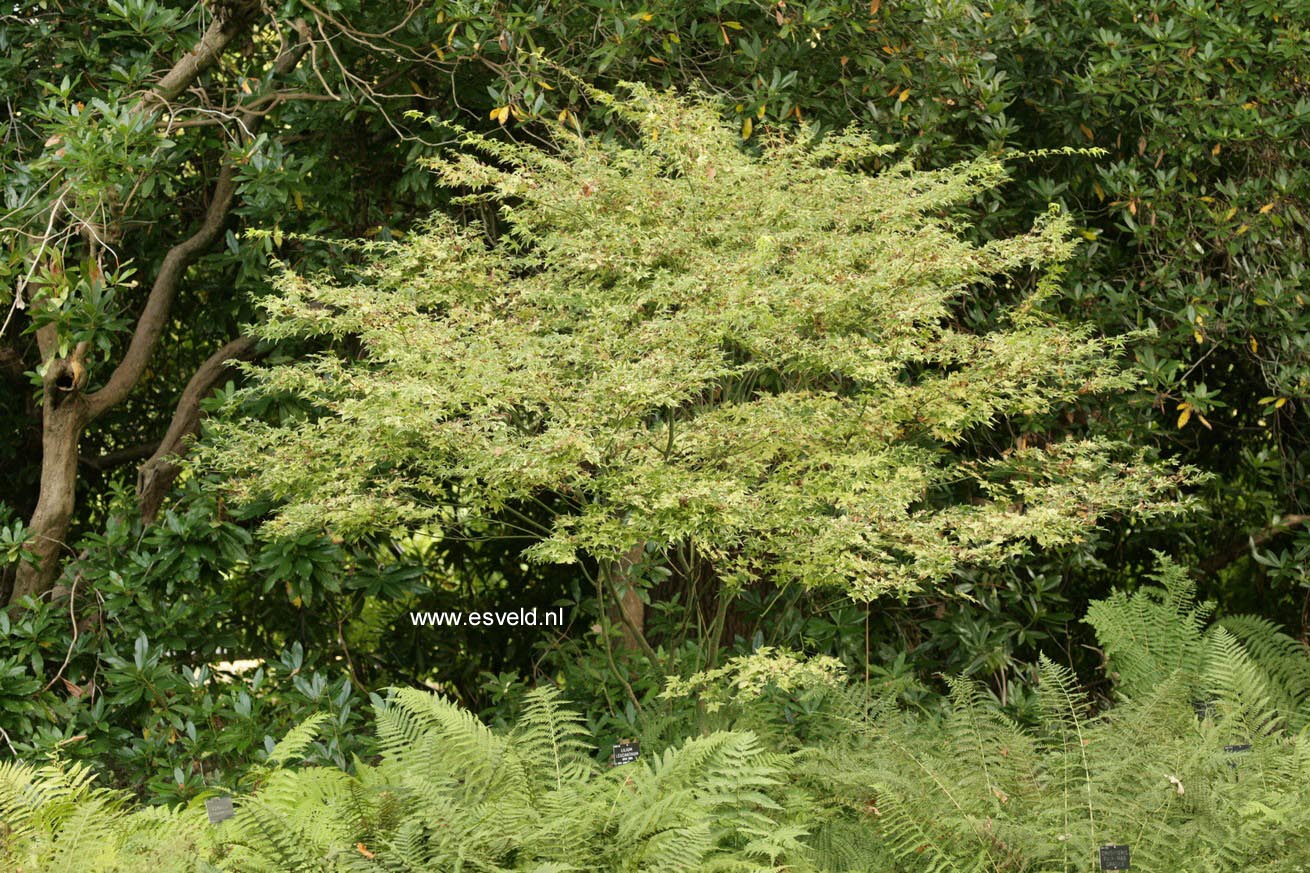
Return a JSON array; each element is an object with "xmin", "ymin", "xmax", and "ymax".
[{"xmin": 5, "ymin": 561, "xmax": 1310, "ymax": 871}]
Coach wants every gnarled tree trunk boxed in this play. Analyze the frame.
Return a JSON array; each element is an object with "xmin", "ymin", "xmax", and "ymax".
[
  {"xmin": 6, "ymin": 12, "xmax": 309, "ymax": 607},
  {"xmin": 10, "ymin": 357, "xmax": 89, "ymax": 603}
]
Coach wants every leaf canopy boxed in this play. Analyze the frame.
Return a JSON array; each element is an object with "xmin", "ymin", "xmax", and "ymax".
[{"xmin": 210, "ymin": 88, "xmax": 1194, "ymax": 599}]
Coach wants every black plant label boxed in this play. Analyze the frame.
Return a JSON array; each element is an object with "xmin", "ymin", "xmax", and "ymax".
[
  {"xmin": 611, "ymin": 739, "xmax": 640, "ymax": 766},
  {"xmin": 1099, "ymin": 844, "xmax": 1130, "ymax": 870}
]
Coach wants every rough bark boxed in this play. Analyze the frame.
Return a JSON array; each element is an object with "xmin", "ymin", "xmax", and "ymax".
[
  {"xmin": 608, "ymin": 543, "xmax": 650, "ymax": 654},
  {"xmin": 137, "ymin": 334, "xmax": 258, "ymax": 523},
  {"xmin": 8, "ymin": 14, "xmax": 309, "ymax": 605},
  {"xmin": 9, "ymin": 344, "xmax": 90, "ymax": 604}
]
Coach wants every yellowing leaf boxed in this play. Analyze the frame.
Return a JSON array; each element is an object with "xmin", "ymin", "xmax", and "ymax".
[
  {"xmin": 1079, "ymin": 123, "xmax": 1094, "ymax": 141},
  {"xmin": 1223, "ymin": 206, "xmax": 1237, "ymax": 220},
  {"xmin": 1211, "ymin": 143, "xmax": 1222, "ymax": 156},
  {"xmin": 1242, "ymin": 101, "xmax": 1257, "ymax": 110},
  {"xmin": 1236, "ymin": 223, "xmax": 1250, "ymax": 235},
  {"xmin": 1198, "ymin": 195, "xmax": 1215, "ymax": 203},
  {"xmin": 722, "ymin": 20, "xmax": 743, "ymax": 29},
  {"xmin": 1092, "ymin": 181, "xmax": 1105, "ymax": 201},
  {"xmin": 1259, "ymin": 202, "xmax": 1275, "ymax": 214},
  {"xmin": 741, "ymin": 117, "xmax": 753, "ymax": 139},
  {"xmin": 1275, "ymin": 397, "xmax": 1288, "ymax": 408},
  {"xmin": 1250, "ymin": 336, "xmax": 1258, "ymax": 353},
  {"xmin": 899, "ymin": 89, "xmax": 911, "ymax": 103},
  {"xmin": 293, "ymin": 190, "xmax": 304, "ymax": 211},
  {"xmin": 1177, "ymin": 403, "xmax": 1192, "ymax": 429},
  {"xmin": 632, "ymin": 11, "xmax": 654, "ymax": 20}
]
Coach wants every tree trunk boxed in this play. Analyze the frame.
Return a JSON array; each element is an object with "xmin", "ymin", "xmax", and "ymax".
[
  {"xmin": 3, "ymin": 16, "xmax": 310, "ymax": 607},
  {"xmin": 11, "ymin": 376, "xmax": 88, "ymax": 602},
  {"xmin": 607, "ymin": 543, "xmax": 649, "ymax": 653}
]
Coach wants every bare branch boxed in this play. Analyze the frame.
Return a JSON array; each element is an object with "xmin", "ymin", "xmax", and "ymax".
[
  {"xmin": 138, "ymin": 4, "xmax": 259, "ymax": 117},
  {"xmin": 1198, "ymin": 514, "xmax": 1310, "ymax": 577},
  {"xmin": 83, "ymin": 164, "xmax": 240, "ymax": 419},
  {"xmin": 137, "ymin": 334, "xmax": 258, "ymax": 522},
  {"xmin": 79, "ymin": 441, "xmax": 162, "ymax": 473}
]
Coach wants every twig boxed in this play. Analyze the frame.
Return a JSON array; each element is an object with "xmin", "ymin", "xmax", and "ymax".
[
  {"xmin": 40, "ymin": 566, "xmax": 82, "ymax": 694},
  {"xmin": 0, "ymin": 725, "xmax": 16, "ymax": 755}
]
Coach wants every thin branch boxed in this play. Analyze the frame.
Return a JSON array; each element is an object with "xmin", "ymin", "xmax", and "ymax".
[
  {"xmin": 83, "ymin": 164, "xmax": 240, "ymax": 419},
  {"xmin": 79, "ymin": 441, "xmax": 162, "ymax": 472},
  {"xmin": 137, "ymin": 334, "xmax": 259, "ymax": 522},
  {"xmin": 85, "ymin": 22, "xmax": 311, "ymax": 421},
  {"xmin": 137, "ymin": 5, "xmax": 258, "ymax": 117},
  {"xmin": 40, "ymin": 560, "xmax": 85, "ymax": 694},
  {"xmin": 1197, "ymin": 514, "xmax": 1310, "ymax": 577}
]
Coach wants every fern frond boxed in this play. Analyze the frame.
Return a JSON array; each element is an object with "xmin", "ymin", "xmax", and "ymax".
[{"xmin": 265, "ymin": 712, "xmax": 334, "ymax": 769}]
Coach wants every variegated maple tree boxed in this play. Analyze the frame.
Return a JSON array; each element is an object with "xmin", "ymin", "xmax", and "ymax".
[{"xmin": 209, "ymin": 89, "xmax": 1194, "ymax": 622}]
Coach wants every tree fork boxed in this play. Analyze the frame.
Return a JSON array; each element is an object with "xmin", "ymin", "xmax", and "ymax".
[{"xmin": 8, "ymin": 15, "xmax": 310, "ymax": 605}]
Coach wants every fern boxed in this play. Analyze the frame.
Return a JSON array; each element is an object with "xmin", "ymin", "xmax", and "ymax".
[{"xmin": 10, "ymin": 567, "xmax": 1310, "ymax": 870}]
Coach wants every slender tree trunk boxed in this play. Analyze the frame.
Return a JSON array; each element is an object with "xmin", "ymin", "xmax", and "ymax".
[
  {"xmin": 11, "ymin": 362, "xmax": 89, "ymax": 602},
  {"xmin": 607, "ymin": 543, "xmax": 650, "ymax": 654}
]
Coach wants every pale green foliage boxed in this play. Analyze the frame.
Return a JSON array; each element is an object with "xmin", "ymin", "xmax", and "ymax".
[
  {"xmin": 1084, "ymin": 556, "xmax": 1214, "ymax": 701},
  {"xmin": 803, "ymin": 568, "xmax": 1310, "ymax": 871},
  {"xmin": 0, "ymin": 759, "xmax": 214, "ymax": 872},
  {"xmin": 209, "ymin": 88, "xmax": 1194, "ymax": 599},
  {"xmin": 661, "ymin": 646, "xmax": 847, "ymax": 712},
  {"xmin": 1, "ymin": 687, "xmax": 806, "ymax": 871},
  {"xmin": 1087, "ymin": 556, "xmax": 1310, "ymax": 732}
]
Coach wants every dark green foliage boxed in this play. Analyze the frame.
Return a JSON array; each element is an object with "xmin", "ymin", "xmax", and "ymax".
[{"xmin": 0, "ymin": 477, "xmax": 585, "ymax": 800}]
